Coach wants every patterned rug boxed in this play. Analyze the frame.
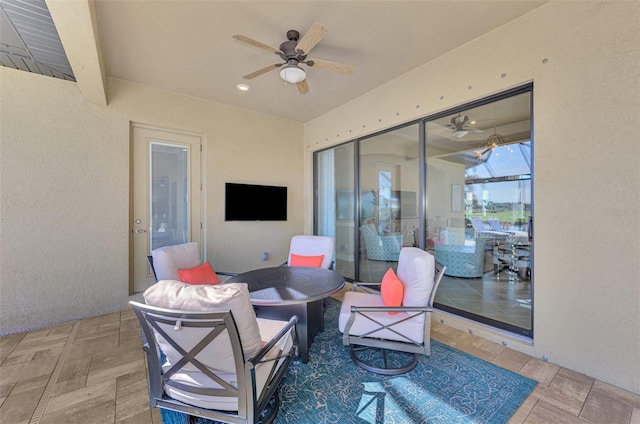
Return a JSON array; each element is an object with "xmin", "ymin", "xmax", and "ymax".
[{"xmin": 161, "ymin": 298, "xmax": 537, "ymax": 424}]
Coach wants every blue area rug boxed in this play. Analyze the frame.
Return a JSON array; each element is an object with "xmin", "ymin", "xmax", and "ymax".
[{"xmin": 161, "ymin": 297, "xmax": 536, "ymax": 424}]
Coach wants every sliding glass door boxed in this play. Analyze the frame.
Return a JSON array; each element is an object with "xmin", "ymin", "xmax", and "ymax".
[
  {"xmin": 424, "ymin": 88, "xmax": 533, "ymax": 336},
  {"xmin": 314, "ymin": 85, "xmax": 533, "ymax": 337}
]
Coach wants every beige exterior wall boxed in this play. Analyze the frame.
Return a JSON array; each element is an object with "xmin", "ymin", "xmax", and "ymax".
[
  {"xmin": 304, "ymin": 1, "xmax": 640, "ymax": 393},
  {"xmin": 0, "ymin": 70, "xmax": 303, "ymax": 334}
]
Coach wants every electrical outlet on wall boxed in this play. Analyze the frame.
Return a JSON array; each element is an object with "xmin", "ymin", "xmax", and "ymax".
[{"xmin": 261, "ymin": 252, "xmax": 269, "ymax": 261}]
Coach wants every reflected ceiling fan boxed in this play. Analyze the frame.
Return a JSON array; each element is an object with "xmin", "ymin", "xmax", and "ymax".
[
  {"xmin": 447, "ymin": 114, "xmax": 485, "ymax": 139},
  {"xmin": 232, "ymin": 22, "xmax": 354, "ymax": 94}
]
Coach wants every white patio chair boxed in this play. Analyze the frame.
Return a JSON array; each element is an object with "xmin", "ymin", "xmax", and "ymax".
[
  {"xmin": 131, "ymin": 281, "xmax": 298, "ymax": 424},
  {"xmin": 338, "ymin": 247, "xmax": 445, "ymax": 375}
]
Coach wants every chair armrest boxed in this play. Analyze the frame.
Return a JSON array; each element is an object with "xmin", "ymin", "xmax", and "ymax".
[
  {"xmin": 249, "ymin": 315, "xmax": 299, "ymax": 366},
  {"xmin": 352, "ymin": 282, "xmax": 382, "ymax": 292},
  {"xmin": 215, "ymin": 271, "xmax": 238, "ymax": 277},
  {"xmin": 350, "ymin": 305, "xmax": 433, "ymax": 313}
]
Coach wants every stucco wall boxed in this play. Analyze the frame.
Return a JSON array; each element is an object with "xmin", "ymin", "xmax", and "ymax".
[
  {"xmin": 304, "ymin": 1, "xmax": 640, "ymax": 394},
  {"xmin": 0, "ymin": 70, "xmax": 303, "ymax": 334}
]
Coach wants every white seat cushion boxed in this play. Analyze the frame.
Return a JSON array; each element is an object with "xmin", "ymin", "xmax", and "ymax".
[
  {"xmin": 151, "ymin": 242, "xmax": 201, "ymax": 280},
  {"xmin": 338, "ymin": 291, "xmax": 425, "ymax": 344}
]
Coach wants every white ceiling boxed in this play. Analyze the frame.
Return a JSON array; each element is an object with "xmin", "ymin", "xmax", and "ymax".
[{"xmin": 93, "ymin": 1, "xmax": 547, "ymax": 123}]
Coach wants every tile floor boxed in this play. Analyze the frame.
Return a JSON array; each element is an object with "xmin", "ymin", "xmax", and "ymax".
[{"xmin": 1, "ymin": 293, "xmax": 638, "ymax": 424}]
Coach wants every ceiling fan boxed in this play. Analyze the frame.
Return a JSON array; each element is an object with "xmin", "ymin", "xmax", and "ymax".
[
  {"xmin": 447, "ymin": 114, "xmax": 485, "ymax": 138},
  {"xmin": 232, "ymin": 22, "xmax": 354, "ymax": 94}
]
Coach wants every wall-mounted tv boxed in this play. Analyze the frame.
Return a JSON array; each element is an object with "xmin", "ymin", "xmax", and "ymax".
[{"xmin": 225, "ymin": 183, "xmax": 287, "ymax": 221}]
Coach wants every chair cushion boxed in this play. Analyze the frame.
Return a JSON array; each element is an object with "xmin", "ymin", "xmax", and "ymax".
[
  {"xmin": 143, "ymin": 280, "xmax": 262, "ymax": 373},
  {"xmin": 396, "ymin": 247, "xmax": 435, "ymax": 307},
  {"xmin": 381, "ymin": 268, "xmax": 404, "ymax": 314},
  {"xmin": 151, "ymin": 242, "xmax": 201, "ymax": 281},
  {"xmin": 178, "ymin": 261, "xmax": 222, "ymax": 285},
  {"xmin": 289, "ymin": 253, "xmax": 324, "ymax": 268},
  {"xmin": 338, "ymin": 291, "xmax": 425, "ymax": 344}
]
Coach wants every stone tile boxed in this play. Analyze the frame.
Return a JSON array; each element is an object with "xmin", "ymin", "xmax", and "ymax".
[
  {"xmin": 507, "ymin": 395, "xmax": 538, "ymax": 424},
  {"xmin": 0, "ymin": 356, "xmax": 58, "ymax": 386},
  {"xmin": 631, "ymin": 408, "xmax": 640, "ymax": 424},
  {"xmin": 42, "ymin": 379, "xmax": 116, "ymax": 424},
  {"xmin": 0, "ymin": 332, "xmax": 26, "ymax": 364},
  {"xmin": 492, "ymin": 347, "xmax": 531, "ymax": 374},
  {"xmin": 115, "ymin": 370, "xmax": 151, "ymax": 422},
  {"xmin": 532, "ymin": 368, "xmax": 593, "ymax": 416},
  {"xmin": 524, "ymin": 400, "xmax": 586, "ymax": 424},
  {"xmin": 56, "ymin": 355, "xmax": 91, "ymax": 385},
  {"xmin": 580, "ymin": 386, "xmax": 634, "ymax": 423},
  {"xmin": 0, "ymin": 380, "xmax": 47, "ymax": 424},
  {"xmin": 115, "ymin": 409, "xmax": 153, "ymax": 424},
  {"xmin": 591, "ymin": 380, "xmax": 640, "ymax": 409},
  {"xmin": 519, "ymin": 358, "xmax": 560, "ymax": 387}
]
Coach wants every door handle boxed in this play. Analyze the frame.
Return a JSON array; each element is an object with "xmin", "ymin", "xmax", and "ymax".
[{"xmin": 135, "ymin": 229, "xmax": 147, "ymax": 234}]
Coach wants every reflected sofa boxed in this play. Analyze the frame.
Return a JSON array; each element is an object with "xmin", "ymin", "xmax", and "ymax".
[
  {"xmin": 434, "ymin": 227, "xmax": 486, "ymax": 278},
  {"xmin": 360, "ymin": 223, "xmax": 403, "ymax": 261}
]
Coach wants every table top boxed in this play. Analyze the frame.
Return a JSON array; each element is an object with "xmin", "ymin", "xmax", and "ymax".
[{"xmin": 225, "ymin": 266, "xmax": 345, "ymax": 306}]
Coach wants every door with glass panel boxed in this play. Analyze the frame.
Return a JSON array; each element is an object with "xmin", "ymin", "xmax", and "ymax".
[{"xmin": 130, "ymin": 125, "xmax": 202, "ymax": 293}]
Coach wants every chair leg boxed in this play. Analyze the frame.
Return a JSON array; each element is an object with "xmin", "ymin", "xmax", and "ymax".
[
  {"xmin": 258, "ymin": 391, "xmax": 280, "ymax": 424},
  {"xmin": 350, "ymin": 345, "xmax": 419, "ymax": 376}
]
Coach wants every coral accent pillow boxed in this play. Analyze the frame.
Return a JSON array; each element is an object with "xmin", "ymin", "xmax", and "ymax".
[
  {"xmin": 381, "ymin": 268, "xmax": 404, "ymax": 314},
  {"xmin": 289, "ymin": 253, "xmax": 325, "ymax": 268},
  {"xmin": 178, "ymin": 262, "xmax": 222, "ymax": 285}
]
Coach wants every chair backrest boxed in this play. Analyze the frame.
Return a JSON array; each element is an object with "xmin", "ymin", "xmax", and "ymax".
[
  {"xmin": 488, "ymin": 218, "xmax": 502, "ymax": 231},
  {"xmin": 288, "ymin": 235, "xmax": 334, "ymax": 269},
  {"xmin": 396, "ymin": 247, "xmax": 436, "ymax": 308},
  {"xmin": 150, "ymin": 242, "xmax": 200, "ymax": 280},
  {"xmin": 470, "ymin": 216, "xmax": 486, "ymax": 232}
]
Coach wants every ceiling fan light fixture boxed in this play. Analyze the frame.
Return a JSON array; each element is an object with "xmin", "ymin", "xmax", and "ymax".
[{"xmin": 279, "ymin": 64, "xmax": 306, "ymax": 83}]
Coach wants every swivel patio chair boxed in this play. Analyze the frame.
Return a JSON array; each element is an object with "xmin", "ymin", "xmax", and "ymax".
[
  {"xmin": 148, "ymin": 242, "xmax": 235, "ymax": 283},
  {"xmin": 338, "ymin": 247, "xmax": 445, "ymax": 375},
  {"xmin": 284, "ymin": 235, "xmax": 335, "ymax": 269},
  {"xmin": 131, "ymin": 281, "xmax": 298, "ymax": 424}
]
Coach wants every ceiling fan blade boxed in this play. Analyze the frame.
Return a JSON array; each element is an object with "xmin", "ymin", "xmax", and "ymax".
[
  {"xmin": 297, "ymin": 79, "xmax": 309, "ymax": 94},
  {"xmin": 308, "ymin": 59, "xmax": 354, "ymax": 75},
  {"xmin": 243, "ymin": 64, "xmax": 279, "ymax": 80},
  {"xmin": 232, "ymin": 34, "xmax": 280, "ymax": 55},
  {"xmin": 295, "ymin": 22, "xmax": 327, "ymax": 55}
]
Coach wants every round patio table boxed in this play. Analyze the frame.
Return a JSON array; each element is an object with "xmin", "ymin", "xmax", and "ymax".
[{"xmin": 226, "ymin": 266, "xmax": 345, "ymax": 363}]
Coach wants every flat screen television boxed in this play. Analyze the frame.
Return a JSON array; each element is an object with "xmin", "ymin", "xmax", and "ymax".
[{"xmin": 225, "ymin": 183, "xmax": 287, "ymax": 221}]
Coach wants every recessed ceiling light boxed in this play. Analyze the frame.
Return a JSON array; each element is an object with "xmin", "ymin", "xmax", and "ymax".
[{"xmin": 236, "ymin": 84, "xmax": 250, "ymax": 91}]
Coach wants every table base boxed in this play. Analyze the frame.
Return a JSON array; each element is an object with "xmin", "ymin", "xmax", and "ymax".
[{"xmin": 253, "ymin": 299, "xmax": 324, "ymax": 363}]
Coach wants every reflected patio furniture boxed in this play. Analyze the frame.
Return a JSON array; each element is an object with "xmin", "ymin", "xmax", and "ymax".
[
  {"xmin": 434, "ymin": 227, "xmax": 486, "ymax": 278},
  {"xmin": 360, "ymin": 223, "xmax": 402, "ymax": 261}
]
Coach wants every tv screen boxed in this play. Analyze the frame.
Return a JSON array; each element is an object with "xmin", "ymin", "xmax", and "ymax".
[{"xmin": 225, "ymin": 183, "xmax": 287, "ymax": 221}]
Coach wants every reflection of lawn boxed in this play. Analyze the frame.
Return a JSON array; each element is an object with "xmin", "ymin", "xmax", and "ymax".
[{"xmin": 469, "ymin": 211, "xmax": 530, "ymax": 225}]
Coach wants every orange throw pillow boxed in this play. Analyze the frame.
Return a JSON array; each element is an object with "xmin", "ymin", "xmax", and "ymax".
[
  {"xmin": 381, "ymin": 268, "xmax": 404, "ymax": 314},
  {"xmin": 289, "ymin": 253, "xmax": 325, "ymax": 268},
  {"xmin": 178, "ymin": 262, "xmax": 222, "ymax": 285}
]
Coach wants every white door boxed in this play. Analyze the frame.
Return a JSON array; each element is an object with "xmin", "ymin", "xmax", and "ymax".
[{"xmin": 130, "ymin": 124, "xmax": 203, "ymax": 293}]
